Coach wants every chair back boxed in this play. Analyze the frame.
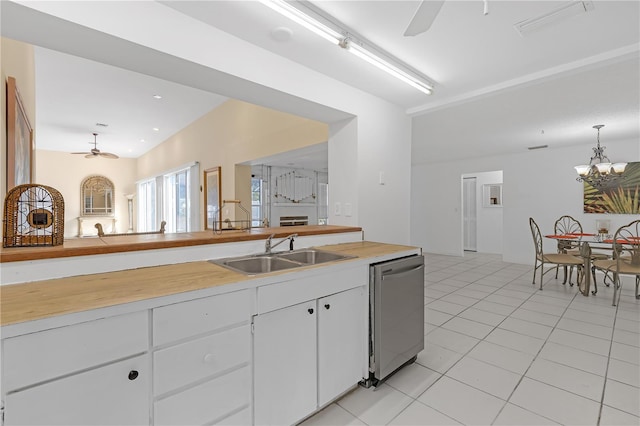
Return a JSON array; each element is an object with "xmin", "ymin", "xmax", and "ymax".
[
  {"xmin": 613, "ymin": 220, "xmax": 640, "ymax": 267},
  {"xmin": 554, "ymin": 215, "xmax": 583, "ymax": 235},
  {"xmin": 554, "ymin": 215, "xmax": 582, "ymax": 251},
  {"xmin": 529, "ymin": 218, "xmax": 544, "ymax": 259}
]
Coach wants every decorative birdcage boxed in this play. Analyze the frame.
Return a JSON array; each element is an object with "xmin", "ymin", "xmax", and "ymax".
[{"xmin": 3, "ymin": 184, "xmax": 65, "ymax": 247}]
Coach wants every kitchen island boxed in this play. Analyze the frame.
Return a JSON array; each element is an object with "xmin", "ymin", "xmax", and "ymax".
[{"xmin": 1, "ymin": 234, "xmax": 422, "ymax": 426}]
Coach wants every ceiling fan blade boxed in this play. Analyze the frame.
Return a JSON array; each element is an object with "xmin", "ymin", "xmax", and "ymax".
[
  {"xmin": 99, "ymin": 152, "xmax": 119, "ymax": 159},
  {"xmin": 71, "ymin": 151, "xmax": 91, "ymax": 155},
  {"xmin": 85, "ymin": 154, "xmax": 97, "ymax": 159},
  {"xmin": 404, "ymin": 0, "xmax": 445, "ymax": 36}
]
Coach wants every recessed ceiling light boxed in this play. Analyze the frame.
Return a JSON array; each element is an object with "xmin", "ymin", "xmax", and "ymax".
[
  {"xmin": 152, "ymin": 127, "xmax": 159, "ymax": 132},
  {"xmin": 140, "ymin": 139, "xmax": 145, "ymax": 143},
  {"xmin": 153, "ymin": 94, "xmax": 162, "ymax": 99}
]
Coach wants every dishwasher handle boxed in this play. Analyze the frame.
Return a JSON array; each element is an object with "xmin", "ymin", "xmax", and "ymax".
[{"xmin": 381, "ymin": 264, "xmax": 424, "ymax": 280}]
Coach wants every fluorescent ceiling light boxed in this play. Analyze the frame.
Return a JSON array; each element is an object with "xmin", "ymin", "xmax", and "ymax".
[
  {"xmin": 259, "ymin": 0, "xmax": 433, "ymax": 95},
  {"xmin": 345, "ymin": 41, "xmax": 433, "ymax": 95},
  {"xmin": 259, "ymin": 0, "xmax": 342, "ymax": 45},
  {"xmin": 514, "ymin": 1, "xmax": 595, "ymax": 37}
]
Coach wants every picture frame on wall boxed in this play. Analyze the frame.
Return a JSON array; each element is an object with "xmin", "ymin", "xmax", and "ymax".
[
  {"xmin": 6, "ymin": 76, "xmax": 34, "ymax": 189},
  {"xmin": 204, "ymin": 166, "xmax": 222, "ymax": 230}
]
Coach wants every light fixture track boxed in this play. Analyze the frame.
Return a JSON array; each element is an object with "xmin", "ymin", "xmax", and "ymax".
[{"xmin": 260, "ymin": 0, "xmax": 435, "ymax": 95}]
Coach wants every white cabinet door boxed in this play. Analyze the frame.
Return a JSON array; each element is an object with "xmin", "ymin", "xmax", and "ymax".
[
  {"xmin": 254, "ymin": 300, "xmax": 317, "ymax": 426},
  {"xmin": 317, "ymin": 287, "xmax": 366, "ymax": 406},
  {"xmin": 4, "ymin": 354, "xmax": 149, "ymax": 426}
]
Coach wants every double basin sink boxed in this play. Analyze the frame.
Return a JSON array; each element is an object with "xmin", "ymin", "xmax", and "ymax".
[{"xmin": 210, "ymin": 248, "xmax": 355, "ymax": 275}]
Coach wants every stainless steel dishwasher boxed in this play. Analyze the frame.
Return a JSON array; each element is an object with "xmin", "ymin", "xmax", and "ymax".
[{"xmin": 364, "ymin": 254, "xmax": 425, "ymax": 387}]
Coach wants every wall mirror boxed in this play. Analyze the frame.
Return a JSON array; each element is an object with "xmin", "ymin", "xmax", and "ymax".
[
  {"xmin": 204, "ymin": 167, "xmax": 222, "ymax": 230},
  {"xmin": 81, "ymin": 175, "xmax": 115, "ymax": 216},
  {"xmin": 483, "ymin": 184, "xmax": 502, "ymax": 207}
]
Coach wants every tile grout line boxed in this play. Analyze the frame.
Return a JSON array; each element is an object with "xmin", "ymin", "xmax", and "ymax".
[{"xmin": 596, "ymin": 299, "xmax": 621, "ymax": 426}]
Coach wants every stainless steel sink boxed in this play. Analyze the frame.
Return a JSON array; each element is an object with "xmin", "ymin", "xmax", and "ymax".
[
  {"xmin": 209, "ymin": 249, "xmax": 354, "ymax": 275},
  {"xmin": 277, "ymin": 249, "xmax": 353, "ymax": 265},
  {"xmin": 214, "ymin": 255, "xmax": 301, "ymax": 275}
]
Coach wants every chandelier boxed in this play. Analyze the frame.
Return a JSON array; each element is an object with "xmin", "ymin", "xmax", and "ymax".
[{"xmin": 574, "ymin": 124, "xmax": 627, "ymax": 190}]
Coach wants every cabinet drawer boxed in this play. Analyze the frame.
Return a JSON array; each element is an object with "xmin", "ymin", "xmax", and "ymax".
[
  {"xmin": 4, "ymin": 354, "xmax": 149, "ymax": 426},
  {"xmin": 3, "ymin": 311, "xmax": 148, "ymax": 391},
  {"xmin": 153, "ymin": 289, "xmax": 250, "ymax": 346},
  {"xmin": 154, "ymin": 366, "xmax": 250, "ymax": 426},
  {"xmin": 257, "ymin": 265, "xmax": 367, "ymax": 314},
  {"xmin": 153, "ymin": 325, "xmax": 250, "ymax": 396}
]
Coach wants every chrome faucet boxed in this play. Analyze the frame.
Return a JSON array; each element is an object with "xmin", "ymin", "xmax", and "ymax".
[{"xmin": 265, "ymin": 233, "xmax": 297, "ymax": 254}]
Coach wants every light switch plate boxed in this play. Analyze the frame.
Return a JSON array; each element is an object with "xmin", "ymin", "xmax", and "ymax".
[
  {"xmin": 334, "ymin": 202, "xmax": 341, "ymax": 215},
  {"xmin": 344, "ymin": 203, "xmax": 352, "ymax": 217}
]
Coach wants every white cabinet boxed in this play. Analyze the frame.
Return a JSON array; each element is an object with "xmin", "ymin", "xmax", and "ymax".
[
  {"xmin": 254, "ymin": 300, "xmax": 318, "ymax": 426},
  {"xmin": 2, "ymin": 312, "xmax": 149, "ymax": 426},
  {"xmin": 152, "ymin": 289, "xmax": 252, "ymax": 425},
  {"xmin": 4, "ymin": 355, "xmax": 149, "ymax": 426},
  {"xmin": 254, "ymin": 286, "xmax": 365, "ymax": 426},
  {"xmin": 318, "ymin": 287, "xmax": 366, "ymax": 406}
]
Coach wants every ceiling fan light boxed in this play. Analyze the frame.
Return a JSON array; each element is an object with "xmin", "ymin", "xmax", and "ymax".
[{"xmin": 612, "ymin": 162, "xmax": 627, "ymax": 174}]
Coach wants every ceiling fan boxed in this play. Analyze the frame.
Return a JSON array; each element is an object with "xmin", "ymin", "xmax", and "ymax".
[
  {"xmin": 404, "ymin": 0, "xmax": 489, "ymax": 36},
  {"xmin": 71, "ymin": 133, "xmax": 119, "ymax": 159}
]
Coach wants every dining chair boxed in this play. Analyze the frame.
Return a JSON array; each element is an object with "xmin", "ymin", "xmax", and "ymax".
[
  {"xmin": 553, "ymin": 215, "xmax": 583, "ymax": 284},
  {"xmin": 530, "ymin": 217, "xmax": 584, "ymax": 291},
  {"xmin": 592, "ymin": 220, "xmax": 640, "ymax": 306},
  {"xmin": 553, "ymin": 215, "xmax": 610, "ymax": 289}
]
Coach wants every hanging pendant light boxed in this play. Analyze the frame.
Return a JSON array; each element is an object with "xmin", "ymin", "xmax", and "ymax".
[{"xmin": 574, "ymin": 125, "xmax": 627, "ymax": 190}]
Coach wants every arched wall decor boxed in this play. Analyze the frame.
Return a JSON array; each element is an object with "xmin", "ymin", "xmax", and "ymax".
[{"xmin": 81, "ymin": 175, "xmax": 115, "ymax": 216}]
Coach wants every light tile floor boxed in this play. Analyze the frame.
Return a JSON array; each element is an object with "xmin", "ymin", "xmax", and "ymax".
[{"xmin": 301, "ymin": 252, "xmax": 640, "ymax": 426}]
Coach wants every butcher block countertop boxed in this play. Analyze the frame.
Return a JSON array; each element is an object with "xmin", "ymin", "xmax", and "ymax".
[
  {"xmin": 0, "ymin": 241, "xmax": 419, "ymax": 326},
  {"xmin": 0, "ymin": 225, "xmax": 362, "ymax": 263}
]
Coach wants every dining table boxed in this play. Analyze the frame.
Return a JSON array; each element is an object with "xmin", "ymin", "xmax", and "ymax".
[{"xmin": 545, "ymin": 233, "xmax": 617, "ymax": 297}]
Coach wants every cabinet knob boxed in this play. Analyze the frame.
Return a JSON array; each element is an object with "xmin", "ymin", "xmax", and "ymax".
[
  {"xmin": 324, "ymin": 304, "xmax": 330, "ymax": 310},
  {"xmin": 308, "ymin": 308, "xmax": 314, "ymax": 314},
  {"xmin": 203, "ymin": 353, "xmax": 215, "ymax": 364},
  {"xmin": 128, "ymin": 370, "xmax": 139, "ymax": 381}
]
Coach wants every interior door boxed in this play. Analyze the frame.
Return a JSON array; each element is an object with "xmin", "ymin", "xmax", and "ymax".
[{"xmin": 463, "ymin": 177, "xmax": 477, "ymax": 251}]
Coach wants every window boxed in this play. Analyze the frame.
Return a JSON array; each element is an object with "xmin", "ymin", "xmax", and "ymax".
[
  {"xmin": 137, "ymin": 178, "xmax": 156, "ymax": 232},
  {"xmin": 251, "ymin": 177, "xmax": 263, "ymax": 227},
  {"xmin": 137, "ymin": 162, "xmax": 199, "ymax": 233},
  {"xmin": 164, "ymin": 168, "xmax": 189, "ymax": 233}
]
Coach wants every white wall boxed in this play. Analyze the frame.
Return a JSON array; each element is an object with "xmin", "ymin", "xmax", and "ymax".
[{"xmin": 411, "ymin": 139, "xmax": 639, "ymax": 265}]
